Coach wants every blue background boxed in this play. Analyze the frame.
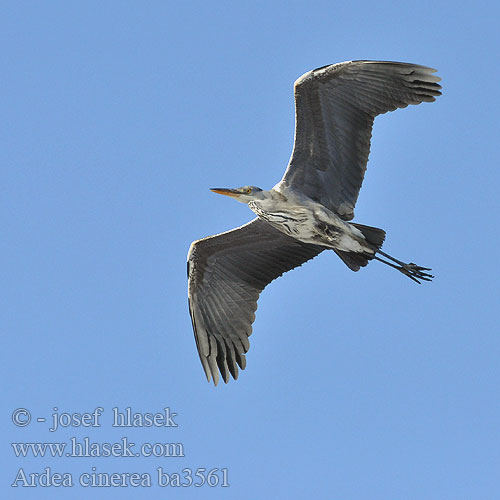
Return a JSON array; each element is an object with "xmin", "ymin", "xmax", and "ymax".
[{"xmin": 3, "ymin": 0, "xmax": 500, "ymax": 498}]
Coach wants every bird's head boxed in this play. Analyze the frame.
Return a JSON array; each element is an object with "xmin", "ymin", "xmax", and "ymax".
[{"xmin": 210, "ymin": 186, "xmax": 265, "ymax": 204}]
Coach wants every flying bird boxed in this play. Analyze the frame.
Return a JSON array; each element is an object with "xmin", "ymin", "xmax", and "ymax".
[{"xmin": 187, "ymin": 60, "xmax": 441, "ymax": 385}]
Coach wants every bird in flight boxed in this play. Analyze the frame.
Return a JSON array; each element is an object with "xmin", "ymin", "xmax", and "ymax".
[{"xmin": 187, "ymin": 60, "xmax": 441, "ymax": 385}]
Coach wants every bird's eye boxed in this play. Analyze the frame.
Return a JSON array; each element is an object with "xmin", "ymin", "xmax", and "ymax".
[{"xmin": 246, "ymin": 188, "xmax": 252, "ymax": 194}]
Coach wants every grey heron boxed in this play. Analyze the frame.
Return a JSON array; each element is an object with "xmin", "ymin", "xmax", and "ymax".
[{"xmin": 187, "ymin": 60, "xmax": 441, "ymax": 385}]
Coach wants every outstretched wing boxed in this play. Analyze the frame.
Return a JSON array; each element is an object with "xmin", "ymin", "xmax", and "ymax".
[
  {"xmin": 277, "ymin": 60, "xmax": 442, "ymax": 220},
  {"xmin": 187, "ymin": 218, "xmax": 324, "ymax": 385}
]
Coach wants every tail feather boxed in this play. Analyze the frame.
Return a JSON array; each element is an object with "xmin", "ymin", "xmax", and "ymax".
[
  {"xmin": 351, "ymin": 223, "xmax": 386, "ymax": 248},
  {"xmin": 335, "ymin": 223, "xmax": 386, "ymax": 272},
  {"xmin": 334, "ymin": 249, "xmax": 370, "ymax": 271}
]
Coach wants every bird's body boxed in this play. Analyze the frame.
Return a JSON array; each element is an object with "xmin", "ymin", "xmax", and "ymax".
[
  {"xmin": 247, "ymin": 187, "xmax": 370, "ymax": 253},
  {"xmin": 187, "ymin": 60, "xmax": 442, "ymax": 385}
]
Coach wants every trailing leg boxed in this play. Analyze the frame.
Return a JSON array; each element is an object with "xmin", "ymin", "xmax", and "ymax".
[{"xmin": 375, "ymin": 250, "xmax": 433, "ymax": 284}]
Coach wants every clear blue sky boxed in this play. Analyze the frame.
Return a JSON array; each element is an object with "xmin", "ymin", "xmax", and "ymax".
[{"xmin": 3, "ymin": 1, "xmax": 500, "ymax": 498}]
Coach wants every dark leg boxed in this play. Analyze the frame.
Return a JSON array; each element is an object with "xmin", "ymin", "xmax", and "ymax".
[{"xmin": 374, "ymin": 251, "xmax": 433, "ymax": 284}]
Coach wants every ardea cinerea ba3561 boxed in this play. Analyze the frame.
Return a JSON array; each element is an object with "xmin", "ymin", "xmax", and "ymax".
[{"xmin": 187, "ymin": 60, "xmax": 441, "ymax": 385}]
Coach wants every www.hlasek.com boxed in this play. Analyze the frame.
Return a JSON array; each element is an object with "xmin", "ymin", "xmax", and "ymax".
[
  {"xmin": 12, "ymin": 437, "xmax": 185, "ymax": 458},
  {"xmin": 10, "ymin": 406, "xmax": 229, "ymax": 488}
]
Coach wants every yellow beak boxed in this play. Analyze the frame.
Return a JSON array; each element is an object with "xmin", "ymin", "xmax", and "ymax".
[{"xmin": 210, "ymin": 188, "xmax": 241, "ymax": 198}]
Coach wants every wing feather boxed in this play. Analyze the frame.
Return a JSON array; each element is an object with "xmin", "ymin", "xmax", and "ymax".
[
  {"xmin": 187, "ymin": 218, "xmax": 324, "ymax": 384},
  {"xmin": 278, "ymin": 60, "xmax": 441, "ymax": 220}
]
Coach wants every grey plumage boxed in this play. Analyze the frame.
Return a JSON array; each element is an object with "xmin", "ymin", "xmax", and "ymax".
[
  {"xmin": 279, "ymin": 61, "xmax": 441, "ymax": 220},
  {"xmin": 187, "ymin": 60, "xmax": 441, "ymax": 385},
  {"xmin": 188, "ymin": 219, "xmax": 324, "ymax": 385}
]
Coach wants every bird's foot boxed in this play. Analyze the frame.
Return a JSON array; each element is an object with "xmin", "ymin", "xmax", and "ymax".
[
  {"xmin": 398, "ymin": 262, "xmax": 434, "ymax": 284},
  {"xmin": 374, "ymin": 250, "xmax": 434, "ymax": 284}
]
